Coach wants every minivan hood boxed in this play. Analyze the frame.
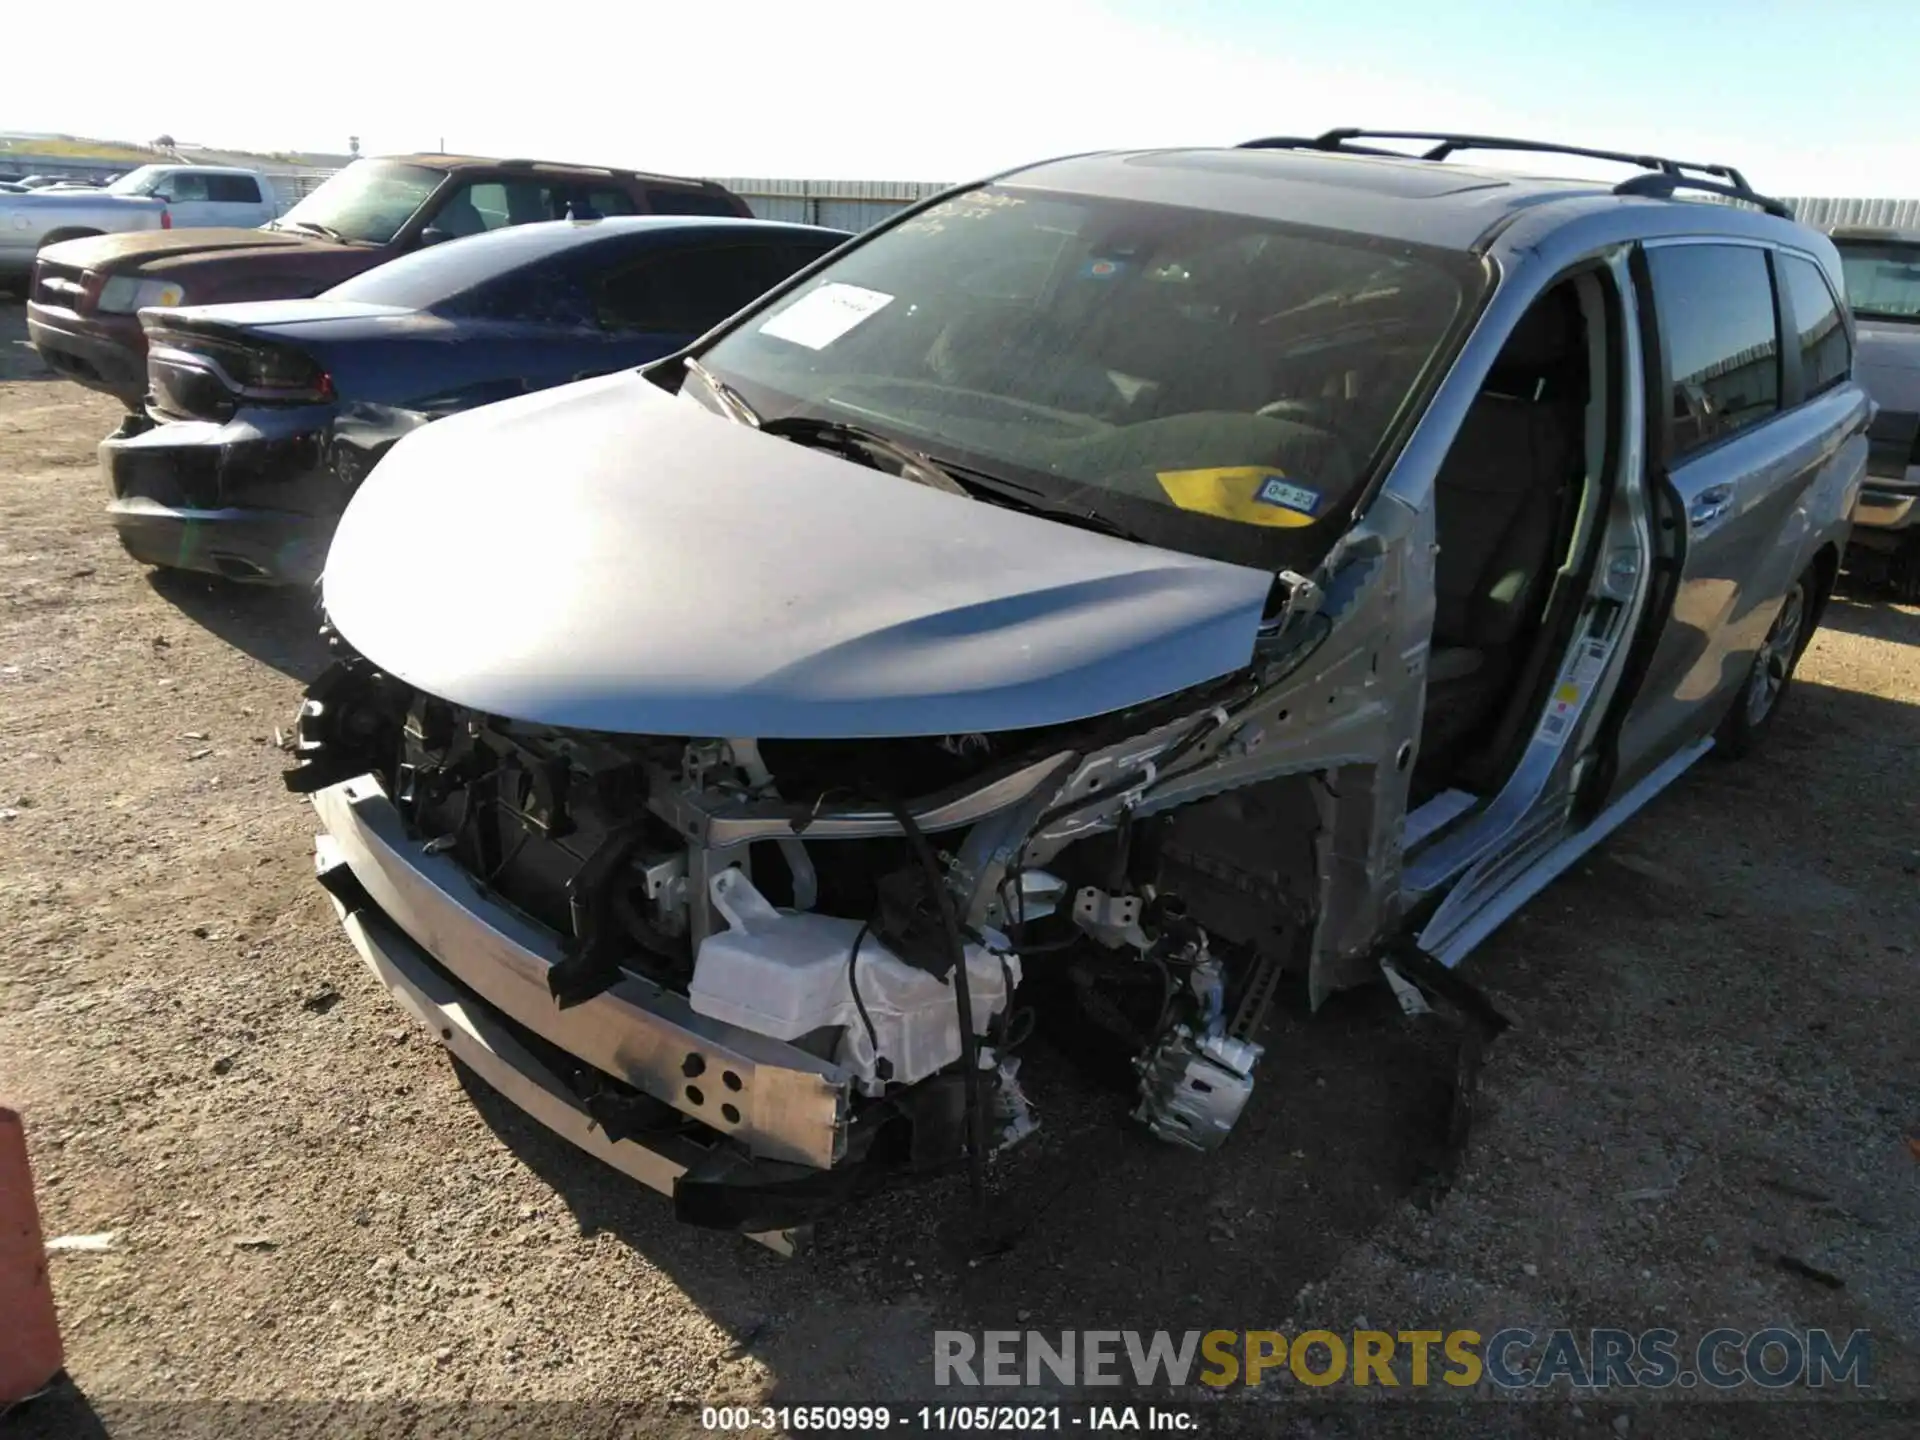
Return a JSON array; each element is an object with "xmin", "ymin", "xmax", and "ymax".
[{"xmin": 322, "ymin": 371, "xmax": 1274, "ymax": 739}]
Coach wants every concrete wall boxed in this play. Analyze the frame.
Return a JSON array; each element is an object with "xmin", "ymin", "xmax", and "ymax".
[{"xmin": 0, "ymin": 157, "xmax": 128, "ymax": 184}]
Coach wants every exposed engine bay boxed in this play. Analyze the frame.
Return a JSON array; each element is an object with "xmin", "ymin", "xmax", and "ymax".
[{"xmin": 287, "ymin": 638, "xmax": 1334, "ymax": 1224}]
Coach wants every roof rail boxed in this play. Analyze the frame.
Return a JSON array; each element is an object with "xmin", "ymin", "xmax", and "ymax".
[
  {"xmin": 1236, "ymin": 128, "xmax": 1793, "ymax": 219},
  {"xmin": 1612, "ymin": 170, "xmax": 1794, "ymax": 220}
]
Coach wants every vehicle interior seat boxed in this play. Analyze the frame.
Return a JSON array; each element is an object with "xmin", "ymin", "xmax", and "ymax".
[
  {"xmin": 432, "ymin": 194, "xmax": 488, "ymax": 239},
  {"xmin": 1420, "ymin": 286, "xmax": 1588, "ymax": 775},
  {"xmin": 1092, "ymin": 277, "xmax": 1272, "ymax": 419}
]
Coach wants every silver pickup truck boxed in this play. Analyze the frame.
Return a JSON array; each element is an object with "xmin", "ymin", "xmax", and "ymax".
[
  {"xmin": 0, "ymin": 164, "xmax": 277, "ymax": 284},
  {"xmin": 1830, "ymin": 226, "xmax": 1920, "ymax": 597}
]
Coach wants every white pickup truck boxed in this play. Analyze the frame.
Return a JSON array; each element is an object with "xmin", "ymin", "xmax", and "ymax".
[{"xmin": 0, "ymin": 164, "xmax": 277, "ymax": 284}]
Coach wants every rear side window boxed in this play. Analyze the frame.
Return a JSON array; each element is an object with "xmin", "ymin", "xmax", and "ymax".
[
  {"xmin": 644, "ymin": 186, "xmax": 741, "ymax": 218},
  {"xmin": 596, "ymin": 241, "xmax": 800, "ymax": 333},
  {"xmin": 207, "ymin": 174, "xmax": 262, "ymax": 204},
  {"xmin": 576, "ymin": 187, "xmax": 639, "ymax": 218},
  {"xmin": 454, "ymin": 264, "xmax": 594, "ymax": 327},
  {"xmin": 1778, "ymin": 255, "xmax": 1850, "ymax": 399},
  {"xmin": 1647, "ymin": 244, "xmax": 1781, "ymax": 460}
]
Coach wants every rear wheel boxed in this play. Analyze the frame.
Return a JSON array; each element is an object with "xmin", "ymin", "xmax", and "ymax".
[{"xmin": 1714, "ymin": 571, "xmax": 1810, "ymax": 759}]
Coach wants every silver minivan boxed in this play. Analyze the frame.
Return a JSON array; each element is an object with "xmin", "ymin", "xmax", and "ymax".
[{"xmin": 286, "ymin": 131, "xmax": 1867, "ymax": 1248}]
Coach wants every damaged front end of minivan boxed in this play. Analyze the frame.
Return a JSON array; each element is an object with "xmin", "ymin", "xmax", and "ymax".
[{"xmin": 283, "ymin": 374, "xmax": 1433, "ymax": 1250}]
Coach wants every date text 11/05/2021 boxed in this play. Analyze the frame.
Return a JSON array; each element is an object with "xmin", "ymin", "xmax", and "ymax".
[{"xmin": 701, "ymin": 1407, "xmax": 1197, "ymax": 1432}]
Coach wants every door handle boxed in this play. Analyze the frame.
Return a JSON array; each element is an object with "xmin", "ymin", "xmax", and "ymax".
[{"xmin": 1689, "ymin": 483, "xmax": 1734, "ymax": 532}]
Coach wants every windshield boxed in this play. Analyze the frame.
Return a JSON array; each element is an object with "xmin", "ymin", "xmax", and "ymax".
[
  {"xmin": 277, "ymin": 160, "xmax": 446, "ymax": 245},
  {"xmin": 1838, "ymin": 240, "xmax": 1920, "ymax": 323},
  {"xmin": 694, "ymin": 185, "xmax": 1478, "ymax": 566},
  {"xmin": 105, "ymin": 166, "xmax": 169, "ymax": 196}
]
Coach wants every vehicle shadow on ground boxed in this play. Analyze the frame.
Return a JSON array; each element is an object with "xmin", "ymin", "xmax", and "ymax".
[
  {"xmin": 1820, "ymin": 588, "xmax": 1920, "ymax": 646},
  {"xmin": 1, "ymin": 1375, "xmax": 109, "ymax": 1439},
  {"xmin": 451, "ymin": 977, "xmax": 1469, "ymax": 1396},
  {"xmin": 0, "ymin": 296, "xmax": 62, "ymax": 383},
  {"xmin": 145, "ymin": 569, "xmax": 333, "ymax": 681}
]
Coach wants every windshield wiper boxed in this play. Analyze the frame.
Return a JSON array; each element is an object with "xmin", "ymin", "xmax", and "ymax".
[
  {"xmin": 761, "ymin": 416, "xmax": 972, "ymax": 497},
  {"xmin": 927, "ymin": 462, "xmax": 1146, "ymax": 543},
  {"xmin": 285, "ymin": 219, "xmax": 348, "ymax": 243},
  {"xmin": 683, "ymin": 357, "xmax": 762, "ymax": 428},
  {"xmin": 770, "ymin": 417, "xmax": 1145, "ymax": 540},
  {"xmin": 747, "ymin": 407, "xmax": 1143, "ymax": 542}
]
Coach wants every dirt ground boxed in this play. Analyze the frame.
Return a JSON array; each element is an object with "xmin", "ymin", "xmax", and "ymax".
[{"xmin": 1, "ymin": 295, "xmax": 1916, "ymax": 1439}]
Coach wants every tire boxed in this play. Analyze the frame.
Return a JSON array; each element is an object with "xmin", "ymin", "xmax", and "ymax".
[{"xmin": 1714, "ymin": 567, "xmax": 1814, "ymax": 760}]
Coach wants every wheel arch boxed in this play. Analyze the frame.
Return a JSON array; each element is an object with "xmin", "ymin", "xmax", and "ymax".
[
  {"xmin": 37, "ymin": 227, "xmax": 105, "ymax": 249},
  {"xmin": 1805, "ymin": 540, "xmax": 1841, "ymax": 639}
]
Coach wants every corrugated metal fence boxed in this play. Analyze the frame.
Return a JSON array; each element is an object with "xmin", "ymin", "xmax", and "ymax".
[
  {"xmin": 716, "ymin": 183, "xmax": 1920, "ymax": 235},
  {"xmin": 714, "ymin": 178, "xmax": 952, "ymax": 230},
  {"xmin": 1778, "ymin": 196, "xmax": 1920, "ymax": 232}
]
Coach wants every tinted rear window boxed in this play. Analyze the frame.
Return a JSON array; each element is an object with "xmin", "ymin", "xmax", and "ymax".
[
  {"xmin": 596, "ymin": 240, "xmax": 812, "ymax": 332},
  {"xmin": 324, "ymin": 223, "xmax": 581, "ymax": 309},
  {"xmin": 1647, "ymin": 244, "xmax": 1781, "ymax": 460},
  {"xmin": 1778, "ymin": 255, "xmax": 1850, "ymax": 398},
  {"xmin": 645, "ymin": 187, "xmax": 741, "ymax": 217},
  {"xmin": 207, "ymin": 174, "xmax": 262, "ymax": 204}
]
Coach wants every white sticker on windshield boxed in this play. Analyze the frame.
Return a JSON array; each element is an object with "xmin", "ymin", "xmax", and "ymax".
[{"xmin": 757, "ymin": 283, "xmax": 894, "ymax": 350}]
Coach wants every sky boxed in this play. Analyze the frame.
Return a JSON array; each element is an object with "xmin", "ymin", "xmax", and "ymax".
[{"xmin": 7, "ymin": 0, "xmax": 1915, "ymax": 196}]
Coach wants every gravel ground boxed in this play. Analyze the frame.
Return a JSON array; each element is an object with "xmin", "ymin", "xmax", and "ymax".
[{"xmin": 1, "ymin": 296, "xmax": 1916, "ymax": 1439}]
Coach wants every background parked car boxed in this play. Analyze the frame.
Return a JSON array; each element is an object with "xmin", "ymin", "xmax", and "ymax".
[
  {"xmin": 0, "ymin": 164, "xmax": 275, "ymax": 291},
  {"xmin": 1829, "ymin": 225, "xmax": 1920, "ymax": 598},
  {"xmin": 25, "ymin": 153, "xmax": 754, "ymax": 408},
  {"xmin": 102, "ymin": 215, "xmax": 847, "ymax": 585}
]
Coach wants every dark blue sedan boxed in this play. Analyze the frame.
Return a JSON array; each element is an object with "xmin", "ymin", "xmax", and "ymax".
[{"xmin": 100, "ymin": 216, "xmax": 849, "ymax": 584}]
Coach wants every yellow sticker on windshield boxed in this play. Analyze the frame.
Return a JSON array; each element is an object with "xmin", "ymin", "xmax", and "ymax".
[{"xmin": 1155, "ymin": 467, "xmax": 1324, "ymax": 528}]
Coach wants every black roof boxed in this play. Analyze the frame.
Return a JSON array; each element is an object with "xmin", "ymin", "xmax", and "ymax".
[{"xmin": 1000, "ymin": 132, "xmax": 1797, "ymax": 253}]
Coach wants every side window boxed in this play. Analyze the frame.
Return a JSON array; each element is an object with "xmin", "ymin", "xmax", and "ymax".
[
  {"xmin": 1779, "ymin": 254, "xmax": 1851, "ymax": 400},
  {"xmin": 576, "ymin": 187, "xmax": 639, "ymax": 218},
  {"xmin": 1646, "ymin": 243, "xmax": 1781, "ymax": 460},
  {"xmin": 595, "ymin": 242, "xmax": 798, "ymax": 333},
  {"xmin": 433, "ymin": 179, "xmax": 562, "ymax": 238},
  {"xmin": 207, "ymin": 174, "xmax": 262, "ymax": 204},
  {"xmin": 165, "ymin": 172, "xmax": 210, "ymax": 202},
  {"xmin": 643, "ymin": 186, "xmax": 742, "ymax": 218},
  {"xmin": 453, "ymin": 264, "xmax": 594, "ymax": 327}
]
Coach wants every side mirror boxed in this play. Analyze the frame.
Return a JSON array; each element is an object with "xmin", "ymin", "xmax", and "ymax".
[
  {"xmin": 152, "ymin": 192, "xmax": 174, "ymax": 204},
  {"xmin": 419, "ymin": 227, "xmax": 452, "ymax": 247}
]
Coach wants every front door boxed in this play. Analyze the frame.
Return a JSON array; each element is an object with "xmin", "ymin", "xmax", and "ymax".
[{"xmin": 160, "ymin": 172, "xmax": 221, "ymax": 228}]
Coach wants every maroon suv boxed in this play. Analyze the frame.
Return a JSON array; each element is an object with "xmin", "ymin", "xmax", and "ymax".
[{"xmin": 26, "ymin": 153, "xmax": 754, "ymax": 407}]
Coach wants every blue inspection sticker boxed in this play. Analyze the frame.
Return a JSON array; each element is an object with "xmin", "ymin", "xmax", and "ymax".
[
  {"xmin": 1254, "ymin": 475, "xmax": 1322, "ymax": 516},
  {"xmin": 1080, "ymin": 257, "xmax": 1125, "ymax": 280}
]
